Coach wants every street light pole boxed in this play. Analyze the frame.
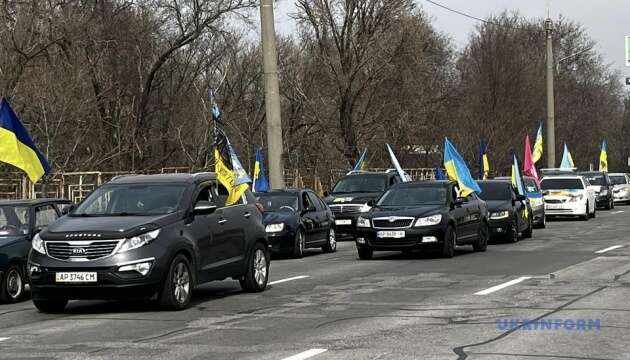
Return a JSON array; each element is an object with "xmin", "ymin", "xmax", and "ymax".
[
  {"xmin": 260, "ymin": 0, "xmax": 285, "ymax": 189},
  {"xmin": 545, "ymin": 18, "xmax": 556, "ymax": 168}
]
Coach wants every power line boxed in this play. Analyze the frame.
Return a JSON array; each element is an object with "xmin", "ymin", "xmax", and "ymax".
[{"xmin": 423, "ymin": 0, "xmax": 528, "ymax": 31}]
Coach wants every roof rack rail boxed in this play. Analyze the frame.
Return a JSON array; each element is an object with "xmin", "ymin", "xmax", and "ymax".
[{"xmin": 110, "ymin": 174, "xmax": 136, "ymax": 181}]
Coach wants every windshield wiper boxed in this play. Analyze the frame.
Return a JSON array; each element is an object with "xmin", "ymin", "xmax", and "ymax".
[{"xmin": 109, "ymin": 212, "xmax": 144, "ymax": 216}]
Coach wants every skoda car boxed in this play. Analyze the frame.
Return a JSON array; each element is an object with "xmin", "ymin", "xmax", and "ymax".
[
  {"xmin": 325, "ymin": 171, "xmax": 401, "ymax": 239},
  {"xmin": 608, "ymin": 173, "xmax": 630, "ymax": 204},
  {"xmin": 28, "ymin": 173, "xmax": 269, "ymax": 312},
  {"xmin": 354, "ymin": 181, "xmax": 489, "ymax": 259},
  {"xmin": 541, "ymin": 175, "xmax": 596, "ymax": 220},
  {"xmin": 578, "ymin": 171, "xmax": 614, "ymax": 210},
  {"xmin": 0, "ymin": 199, "xmax": 71, "ymax": 303},
  {"xmin": 256, "ymin": 189, "xmax": 336, "ymax": 258},
  {"xmin": 478, "ymin": 180, "xmax": 532, "ymax": 242}
]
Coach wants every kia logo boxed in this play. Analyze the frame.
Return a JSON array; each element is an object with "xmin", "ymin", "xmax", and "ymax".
[{"xmin": 71, "ymin": 248, "xmax": 87, "ymax": 255}]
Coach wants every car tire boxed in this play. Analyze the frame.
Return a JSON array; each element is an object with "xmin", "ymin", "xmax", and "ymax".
[
  {"xmin": 473, "ymin": 222, "xmax": 488, "ymax": 252},
  {"xmin": 240, "ymin": 242, "xmax": 269, "ymax": 292},
  {"xmin": 159, "ymin": 254, "xmax": 193, "ymax": 310},
  {"xmin": 357, "ymin": 248, "xmax": 373, "ymax": 260},
  {"xmin": 441, "ymin": 226, "xmax": 456, "ymax": 258},
  {"xmin": 589, "ymin": 207, "xmax": 596, "ymax": 218},
  {"xmin": 0, "ymin": 265, "xmax": 25, "ymax": 303},
  {"xmin": 33, "ymin": 299, "xmax": 67, "ymax": 313},
  {"xmin": 292, "ymin": 229, "xmax": 305, "ymax": 259},
  {"xmin": 322, "ymin": 227, "xmax": 337, "ymax": 253},
  {"xmin": 522, "ymin": 217, "xmax": 533, "ymax": 239},
  {"xmin": 538, "ymin": 213, "xmax": 547, "ymax": 228},
  {"xmin": 505, "ymin": 218, "xmax": 519, "ymax": 243}
]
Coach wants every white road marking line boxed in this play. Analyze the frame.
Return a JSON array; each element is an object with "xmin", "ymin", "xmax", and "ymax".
[
  {"xmin": 595, "ymin": 245, "xmax": 623, "ymax": 254},
  {"xmin": 269, "ymin": 275, "xmax": 310, "ymax": 285},
  {"xmin": 474, "ymin": 276, "xmax": 532, "ymax": 295},
  {"xmin": 0, "ymin": 337, "xmax": 9, "ymax": 342},
  {"xmin": 611, "ymin": 210, "xmax": 624, "ymax": 214},
  {"xmin": 281, "ymin": 348, "xmax": 328, "ymax": 360}
]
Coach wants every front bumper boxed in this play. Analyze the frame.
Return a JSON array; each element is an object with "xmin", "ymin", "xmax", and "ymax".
[
  {"xmin": 355, "ymin": 225, "xmax": 445, "ymax": 251},
  {"xmin": 488, "ymin": 217, "xmax": 511, "ymax": 236},
  {"xmin": 544, "ymin": 201, "xmax": 586, "ymax": 216},
  {"xmin": 266, "ymin": 230, "xmax": 296, "ymax": 253},
  {"xmin": 595, "ymin": 194, "xmax": 612, "ymax": 207},
  {"xmin": 28, "ymin": 246, "xmax": 169, "ymax": 301},
  {"xmin": 531, "ymin": 205, "xmax": 545, "ymax": 225},
  {"xmin": 331, "ymin": 215, "xmax": 360, "ymax": 238},
  {"xmin": 613, "ymin": 190, "xmax": 630, "ymax": 203}
]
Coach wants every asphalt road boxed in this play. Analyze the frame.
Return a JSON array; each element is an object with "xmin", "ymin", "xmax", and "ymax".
[{"xmin": 2, "ymin": 209, "xmax": 630, "ymax": 359}]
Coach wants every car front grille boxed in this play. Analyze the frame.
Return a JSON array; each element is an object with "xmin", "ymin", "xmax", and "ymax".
[
  {"xmin": 370, "ymin": 238, "xmax": 417, "ymax": 247},
  {"xmin": 330, "ymin": 204, "xmax": 363, "ymax": 214},
  {"xmin": 46, "ymin": 240, "xmax": 121, "ymax": 261},
  {"xmin": 544, "ymin": 199, "xmax": 566, "ymax": 204},
  {"xmin": 372, "ymin": 217, "xmax": 414, "ymax": 229}
]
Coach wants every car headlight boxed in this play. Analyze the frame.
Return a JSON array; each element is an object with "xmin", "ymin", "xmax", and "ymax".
[
  {"xmin": 414, "ymin": 214, "xmax": 442, "ymax": 227},
  {"xmin": 599, "ymin": 190, "xmax": 608, "ymax": 196},
  {"xmin": 32, "ymin": 233, "xmax": 46, "ymax": 254},
  {"xmin": 117, "ymin": 229, "xmax": 160, "ymax": 253},
  {"xmin": 490, "ymin": 211, "xmax": 509, "ymax": 219},
  {"xmin": 529, "ymin": 198, "xmax": 543, "ymax": 206},
  {"xmin": 359, "ymin": 203, "xmax": 372, "ymax": 213},
  {"xmin": 568, "ymin": 195, "xmax": 584, "ymax": 202},
  {"xmin": 265, "ymin": 223, "xmax": 285, "ymax": 233},
  {"xmin": 356, "ymin": 216, "xmax": 371, "ymax": 228}
]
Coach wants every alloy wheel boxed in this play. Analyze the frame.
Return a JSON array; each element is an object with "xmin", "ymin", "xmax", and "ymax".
[
  {"xmin": 172, "ymin": 262, "xmax": 190, "ymax": 305},
  {"xmin": 328, "ymin": 228, "xmax": 337, "ymax": 250},
  {"xmin": 6, "ymin": 269, "xmax": 22, "ymax": 300},
  {"xmin": 253, "ymin": 249, "xmax": 268, "ymax": 286}
]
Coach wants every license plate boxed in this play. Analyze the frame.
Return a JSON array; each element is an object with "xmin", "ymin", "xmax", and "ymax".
[
  {"xmin": 547, "ymin": 204, "xmax": 565, "ymax": 210},
  {"xmin": 377, "ymin": 231, "xmax": 405, "ymax": 238},
  {"xmin": 55, "ymin": 272, "xmax": 97, "ymax": 283},
  {"xmin": 335, "ymin": 219, "xmax": 352, "ymax": 225}
]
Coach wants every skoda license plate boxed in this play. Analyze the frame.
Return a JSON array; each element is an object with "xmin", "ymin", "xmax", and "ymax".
[
  {"xmin": 377, "ymin": 231, "xmax": 405, "ymax": 239},
  {"xmin": 335, "ymin": 219, "xmax": 352, "ymax": 225},
  {"xmin": 55, "ymin": 272, "xmax": 97, "ymax": 283}
]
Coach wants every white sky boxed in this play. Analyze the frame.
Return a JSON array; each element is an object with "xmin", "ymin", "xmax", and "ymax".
[{"xmin": 269, "ymin": 0, "xmax": 630, "ymax": 77}]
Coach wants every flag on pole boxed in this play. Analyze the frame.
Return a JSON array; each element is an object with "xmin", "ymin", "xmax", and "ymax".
[
  {"xmin": 443, "ymin": 138, "xmax": 482, "ymax": 196},
  {"xmin": 213, "ymin": 100, "xmax": 250, "ymax": 205},
  {"xmin": 560, "ymin": 143, "xmax": 575, "ymax": 169},
  {"xmin": 352, "ymin": 148, "xmax": 368, "ymax": 171},
  {"xmin": 253, "ymin": 147, "xmax": 270, "ymax": 192},
  {"xmin": 532, "ymin": 123, "xmax": 544, "ymax": 164},
  {"xmin": 523, "ymin": 135, "xmax": 540, "ymax": 186},
  {"xmin": 511, "ymin": 151, "xmax": 528, "ymax": 218},
  {"xmin": 0, "ymin": 98, "xmax": 51, "ymax": 183},
  {"xmin": 599, "ymin": 140, "xmax": 608, "ymax": 172},
  {"xmin": 478, "ymin": 140, "xmax": 490, "ymax": 180},
  {"xmin": 386, "ymin": 144, "xmax": 411, "ymax": 182}
]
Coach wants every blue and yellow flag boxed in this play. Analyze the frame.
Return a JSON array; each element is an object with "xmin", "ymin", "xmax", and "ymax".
[
  {"xmin": 532, "ymin": 123, "xmax": 543, "ymax": 163},
  {"xmin": 253, "ymin": 147, "xmax": 270, "ymax": 192},
  {"xmin": 560, "ymin": 143, "xmax": 575, "ymax": 169},
  {"xmin": 511, "ymin": 152, "xmax": 528, "ymax": 218},
  {"xmin": 352, "ymin": 148, "xmax": 368, "ymax": 171},
  {"xmin": 599, "ymin": 140, "xmax": 608, "ymax": 172},
  {"xmin": 443, "ymin": 138, "xmax": 481, "ymax": 196},
  {"xmin": 0, "ymin": 98, "xmax": 50, "ymax": 183},
  {"xmin": 478, "ymin": 140, "xmax": 489, "ymax": 180}
]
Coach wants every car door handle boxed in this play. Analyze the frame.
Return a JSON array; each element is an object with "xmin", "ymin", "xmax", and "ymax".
[
  {"xmin": 218, "ymin": 218, "xmax": 227, "ymax": 225},
  {"xmin": 244, "ymin": 212, "xmax": 251, "ymax": 218}
]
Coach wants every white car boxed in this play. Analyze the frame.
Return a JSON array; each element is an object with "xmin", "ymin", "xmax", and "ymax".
[
  {"xmin": 540, "ymin": 175, "xmax": 596, "ymax": 220},
  {"xmin": 609, "ymin": 173, "xmax": 630, "ymax": 204}
]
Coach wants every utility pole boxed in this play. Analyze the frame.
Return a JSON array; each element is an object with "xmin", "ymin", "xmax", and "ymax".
[
  {"xmin": 545, "ymin": 18, "xmax": 556, "ymax": 168},
  {"xmin": 260, "ymin": 0, "xmax": 285, "ymax": 189}
]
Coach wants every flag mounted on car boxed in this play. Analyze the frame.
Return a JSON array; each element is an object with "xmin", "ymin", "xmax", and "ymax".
[
  {"xmin": 560, "ymin": 143, "xmax": 575, "ymax": 169},
  {"xmin": 0, "ymin": 98, "xmax": 51, "ymax": 183},
  {"xmin": 511, "ymin": 151, "xmax": 528, "ymax": 218},
  {"xmin": 386, "ymin": 144, "xmax": 412, "ymax": 182},
  {"xmin": 478, "ymin": 140, "xmax": 490, "ymax": 180},
  {"xmin": 599, "ymin": 140, "xmax": 608, "ymax": 172},
  {"xmin": 253, "ymin": 147, "xmax": 270, "ymax": 192},
  {"xmin": 352, "ymin": 148, "xmax": 368, "ymax": 172},
  {"xmin": 532, "ymin": 123, "xmax": 543, "ymax": 164},
  {"xmin": 443, "ymin": 138, "xmax": 481, "ymax": 197},
  {"xmin": 523, "ymin": 135, "xmax": 540, "ymax": 186}
]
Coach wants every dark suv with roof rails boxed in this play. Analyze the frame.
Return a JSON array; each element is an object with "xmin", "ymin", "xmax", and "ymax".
[
  {"xmin": 28, "ymin": 173, "xmax": 269, "ymax": 312},
  {"xmin": 324, "ymin": 171, "xmax": 402, "ymax": 239}
]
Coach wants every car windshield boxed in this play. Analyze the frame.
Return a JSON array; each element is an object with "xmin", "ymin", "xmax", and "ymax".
[
  {"xmin": 332, "ymin": 176, "xmax": 387, "ymax": 193},
  {"xmin": 72, "ymin": 184, "xmax": 186, "ymax": 216},
  {"xmin": 609, "ymin": 175, "xmax": 627, "ymax": 185},
  {"xmin": 478, "ymin": 183, "xmax": 511, "ymax": 201},
  {"xmin": 583, "ymin": 175, "xmax": 605, "ymax": 186},
  {"xmin": 541, "ymin": 178, "xmax": 584, "ymax": 190},
  {"xmin": 256, "ymin": 194, "xmax": 299, "ymax": 212},
  {"xmin": 0, "ymin": 206, "xmax": 30, "ymax": 236},
  {"xmin": 377, "ymin": 187, "xmax": 447, "ymax": 207}
]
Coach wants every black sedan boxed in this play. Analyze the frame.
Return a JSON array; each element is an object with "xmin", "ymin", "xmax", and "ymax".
[
  {"xmin": 0, "ymin": 198, "xmax": 71, "ymax": 303},
  {"xmin": 477, "ymin": 180, "xmax": 533, "ymax": 242},
  {"xmin": 256, "ymin": 189, "xmax": 336, "ymax": 258},
  {"xmin": 354, "ymin": 181, "xmax": 489, "ymax": 259}
]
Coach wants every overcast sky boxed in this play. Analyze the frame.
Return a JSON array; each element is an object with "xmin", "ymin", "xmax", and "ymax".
[{"xmin": 271, "ymin": 0, "xmax": 630, "ymax": 77}]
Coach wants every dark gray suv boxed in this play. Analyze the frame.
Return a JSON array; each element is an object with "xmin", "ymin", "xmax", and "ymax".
[{"xmin": 28, "ymin": 173, "xmax": 269, "ymax": 312}]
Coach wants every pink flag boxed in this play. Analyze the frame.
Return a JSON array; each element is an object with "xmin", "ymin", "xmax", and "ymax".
[{"xmin": 523, "ymin": 135, "xmax": 540, "ymax": 186}]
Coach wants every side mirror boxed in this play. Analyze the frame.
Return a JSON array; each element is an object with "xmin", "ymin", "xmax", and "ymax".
[
  {"xmin": 61, "ymin": 204, "xmax": 75, "ymax": 215},
  {"xmin": 192, "ymin": 201, "xmax": 217, "ymax": 215},
  {"xmin": 32, "ymin": 226, "xmax": 43, "ymax": 235},
  {"xmin": 323, "ymin": 191, "xmax": 330, "ymax": 197},
  {"xmin": 366, "ymin": 199, "xmax": 375, "ymax": 207}
]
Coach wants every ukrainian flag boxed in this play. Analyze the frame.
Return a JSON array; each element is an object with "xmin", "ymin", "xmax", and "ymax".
[
  {"xmin": 0, "ymin": 98, "xmax": 50, "ymax": 183},
  {"xmin": 352, "ymin": 148, "xmax": 368, "ymax": 171},
  {"xmin": 253, "ymin": 147, "xmax": 269, "ymax": 192},
  {"xmin": 599, "ymin": 140, "xmax": 608, "ymax": 172},
  {"xmin": 532, "ymin": 123, "xmax": 543, "ymax": 163},
  {"xmin": 511, "ymin": 152, "xmax": 528, "ymax": 218},
  {"xmin": 560, "ymin": 143, "xmax": 575, "ymax": 169},
  {"xmin": 478, "ymin": 140, "xmax": 489, "ymax": 180},
  {"xmin": 443, "ymin": 138, "xmax": 481, "ymax": 197}
]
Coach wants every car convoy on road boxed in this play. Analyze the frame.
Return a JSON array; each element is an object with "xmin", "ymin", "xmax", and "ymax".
[{"xmin": 0, "ymin": 168, "xmax": 625, "ymax": 311}]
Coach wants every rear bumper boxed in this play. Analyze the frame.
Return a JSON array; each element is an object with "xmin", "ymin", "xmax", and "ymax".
[{"xmin": 355, "ymin": 226, "xmax": 445, "ymax": 251}]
